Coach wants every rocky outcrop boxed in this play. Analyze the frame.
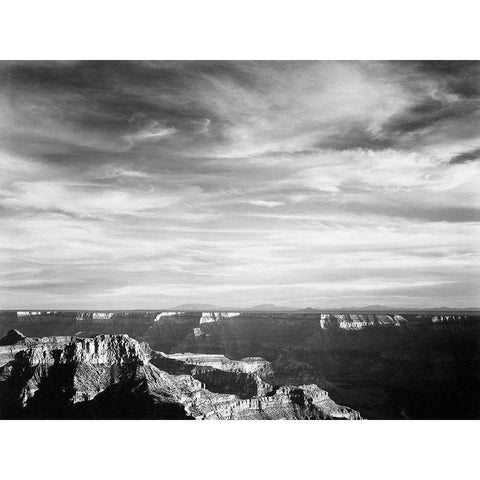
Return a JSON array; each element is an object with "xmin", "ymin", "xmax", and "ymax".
[
  {"xmin": 0, "ymin": 329, "xmax": 25, "ymax": 346},
  {"xmin": 16, "ymin": 311, "xmax": 43, "ymax": 319},
  {"xmin": 196, "ymin": 384, "xmax": 361, "ymax": 420},
  {"xmin": 154, "ymin": 312, "xmax": 182, "ymax": 321},
  {"xmin": 164, "ymin": 353, "xmax": 273, "ymax": 375},
  {"xmin": 319, "ymin": 313, "xmax": 406, "ymax": 330},
  {"xmin": 0, "ymin": 332, "xmax": 147, "ymax": 367},
  {"xmin": 431, "ymin": 315, "xmax": 468, "ymax": 323},
  {"xmin": 199, "ymin": 312, "xmax": 240, "ymax": 324},
  {"xmin": 0, "ymin": 331, "xmax": 362, "ymax": 420},
  {"xmin": 149, "ymin": 351, "xmax": 274, "ymax": 398}
]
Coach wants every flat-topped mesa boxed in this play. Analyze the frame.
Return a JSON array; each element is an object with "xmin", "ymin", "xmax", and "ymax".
[
  {"xmin": 165, "ymin": 353, "xmax": 274, "ymax": 376},
  {"xmin": 16, "ymin": 311, "xmax": 54, "ymax": 322},
  {"xmin": 319, "ymin": 313, "xmax": 407, "ymax": 330},
  {"xmin": 154, "ymin": 312, "xmax": 182, "ymax": 321},
  {"xmin": 92, "ymin": 312, "xmax": 114, "ymax": 322},
  {"xmin": 199, "ymin": 312, "xmax": 240, "ymax": 324},
  {"xmin": 75, "ymin": 312, "xmax": 115, "ymax": 323},
  {"xmin": 432, "ymin": 315, "xmax": 468, "ymax": 323},
  {"xmin": 17, "ymin": 311, "xmax": 42, "ymax": 317}
]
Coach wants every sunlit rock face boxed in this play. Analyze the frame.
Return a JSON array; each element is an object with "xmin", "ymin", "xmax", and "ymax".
[
  {"xmin": 148, "ymin": 351, "xmax": 273, "ymax": 398},
  {"xmin": 319, "ymin": 314, "xmax": 407, "ymax": 330},
  {"xmin": 153, "ymin": 352, "xmax": 276, "ymax": 398},
  {"xmin": 146, "ymin": 312, "xmax": 203, "ymax": 353},
  {"xmin": 17, "ymin": 311, "xmax": 42, "ymax": 319},
  {"xmin": 0, "ymin": 330, "xmax": 361, "ymax": 420},
  {"xmin": 17, "ymin": 311, "xmax": 57, "ymax": 322},
  {"xmin": 198, "ymin": 384, "xmax": 362, "ymax": 420},
  {"xmin": 154, "ymin": 312, "xmax": 182, "ymax": 321},
  {"xmin": 193, "ymin": 328, "xmax": 203, "ymax": 337},
  {"xmin": 199, "ymin": 312, "xmax": 240, "ymax": 324},
  {"xmin": 165, "ymin": 353, "xmax": 273, "ymax": 375},
  {"xmin": 431, "ymin": 315, "xmax": 467, "ymax": 323},
  {"xmin": 92, "ymin": 312, "xmax": 114, "ymax": 322}
]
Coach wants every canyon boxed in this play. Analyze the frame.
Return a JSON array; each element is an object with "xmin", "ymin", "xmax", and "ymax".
[
  {"xmin": 0, "ymin": 329, "xmax": 360, "ymax": 419},
  {"xmin": 0, "ymin": 309, "xmax": 479, "ymax": 419}
]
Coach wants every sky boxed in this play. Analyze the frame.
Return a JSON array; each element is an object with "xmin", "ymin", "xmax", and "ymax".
[{"xmin": 0, "ymin": 60, "xmax": 479, "ymax": 309}]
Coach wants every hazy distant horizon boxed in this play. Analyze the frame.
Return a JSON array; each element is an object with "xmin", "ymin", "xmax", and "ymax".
[
  {"xmin": 1, "ymin": 61, "xmax": 479, "ymax": 309},
  {"xmin": 3, "ymin": 303, "xmax": 480, "ymax": 313}
]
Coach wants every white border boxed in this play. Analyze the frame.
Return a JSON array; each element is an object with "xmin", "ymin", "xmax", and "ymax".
[
  {"xmin": 0, "ymin": 1, "xmax": 478, "ymax": 478},
  {"xmin": 0, "ymin": 420, "xmax": 477, "ymax": 479},
  {"xmin": 0, "ymin": 0, "xmax": 478, "ymax": 59}
]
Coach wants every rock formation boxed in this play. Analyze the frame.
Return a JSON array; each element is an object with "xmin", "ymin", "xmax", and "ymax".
[
  {"xmin": 319, "ymin": 313, "xmax": 407, "ymax": 329},
  {"xmin": 199, "ymin": 312, "xmax": 240, "ymax": 324},
  {"xmin": 0, "ymin": 330, "xmax": 362, "ymax": 420},
  {"xmin": 0, "ymin": 310, "xmax": 478, "ymax": 419}
]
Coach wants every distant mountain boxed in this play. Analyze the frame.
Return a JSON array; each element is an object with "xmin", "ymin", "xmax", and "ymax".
[
  {"xmin": 357, "ymin": 304, "xmax": 392, "ymax": 310},
  {"xmin": 171, "ymin": 303, "xmax": 220, "ymax": 311},
  {"xmin": 247, "ymin": 304, "xmax": 297, "ymax": 311},
  {"xmin": 171, "ymin": 304, "xmax": 296, "ymax": 312}
]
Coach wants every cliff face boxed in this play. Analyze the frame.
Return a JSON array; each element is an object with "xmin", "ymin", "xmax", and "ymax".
[
  {"xmin": 149, "ymin": 351, "xmax": 274, "ymax": 398},
  {"xmin": 2, "ymin": 310, "xmax": 472, "ymax": 342},
  {"xmin": 197, "ymin": 384, "xmax": 361, "ymax": 420},
  {"xmin": 319, "ymin": 313, "xmax": 406, "ymax": 329},
  {"xmin": 143, "ymin": 312, "xmax": 480, "ymax": 419},
  {"xmin": 164, "ymin": 353, "xmax": 273, "ymax": 375},
  {"xmin": 1, "ymin": 333, "xmax": 147, "ymax": 366},
  {"xmin": 0, "ymin": 330, "xmax": 361, "ymax": 420},
  {"xmin": 199, "ymin": 312, "xmax": 240, "ymax": 324}
]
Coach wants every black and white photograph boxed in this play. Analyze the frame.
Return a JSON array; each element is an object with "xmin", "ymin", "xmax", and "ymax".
[
  {"xmin": 0, "ymin": 1, "xmax": 478, "ymax": 478},
  {"xmin": 0, "ymin": 59, "xmax": 479, "ymax": 421}
]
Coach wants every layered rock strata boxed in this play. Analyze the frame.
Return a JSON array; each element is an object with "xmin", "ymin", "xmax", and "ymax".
[{"xmin": 0, "ymin": 330, "xmax": 361, "ymax": 420}]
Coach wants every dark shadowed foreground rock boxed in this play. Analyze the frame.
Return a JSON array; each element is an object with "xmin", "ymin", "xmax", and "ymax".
[
  {"xmin": 0, "ymin": 328, "xmax": 25, "ymax": 346},
  {"xmin": 0, "ymin": 330, "xmax": 361, "ymax": 420}
]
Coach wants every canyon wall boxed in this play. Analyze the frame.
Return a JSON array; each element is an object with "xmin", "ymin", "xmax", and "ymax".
[
  {"xmin": 0, "ymin": 310, "xmax": 479, "ymax": 419},
  {"xmin": 0, "ymin": 330, "xmax": 361, "ymax": 420}
]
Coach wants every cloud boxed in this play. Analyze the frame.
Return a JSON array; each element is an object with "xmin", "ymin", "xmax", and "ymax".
[
  {"xmin": 0, "ymin": 61, "xmax": 479, "ymax": 308},
  {"xmin": 449, "ymin": 147, "xmax": 480, "ymax": 164},
  {"xmin": 195, "ymin": 117, "xmax": 211, "ymax": 135},
  {"xmin": 124, "ymin": 112, "xmax": 177, "ymax": 145},
  {"xmin": 247, "ymin": 200, "xmax": 284, "ymax": 208}
]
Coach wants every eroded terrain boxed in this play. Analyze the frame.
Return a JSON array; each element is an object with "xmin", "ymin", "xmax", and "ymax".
[{"xmin": 1, "ymin": 309, "xmax": 479, "ymax": 419}]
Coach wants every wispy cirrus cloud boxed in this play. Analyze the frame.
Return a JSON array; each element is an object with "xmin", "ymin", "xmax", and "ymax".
[
  {"xmin": 124, "ymin": 112, "xmax": 177, "ymax": 146},
  {"xmin": 0, "ymin": 61, "xmax": 479, "ymax": 308}
]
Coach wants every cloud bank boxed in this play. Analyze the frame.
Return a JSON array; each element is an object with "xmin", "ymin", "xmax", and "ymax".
[{"xmin": 0, "ymin": 61, "xmax": 479, "ymax": 308}]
